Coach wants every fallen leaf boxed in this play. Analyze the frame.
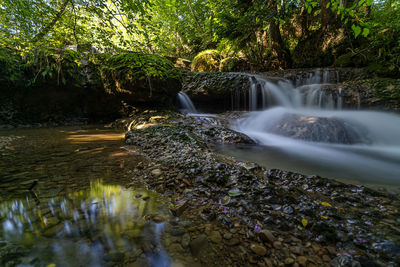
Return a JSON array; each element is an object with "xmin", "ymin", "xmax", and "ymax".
[{"xmin": 301, "ymin": 218, "xmax": 308, "ymax": 227}]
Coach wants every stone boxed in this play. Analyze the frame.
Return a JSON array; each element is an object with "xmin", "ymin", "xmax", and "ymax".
[
  {"xmin": 284, "ymin": 257, "xmax": 295, "ymax": 265},
  {"xmin": 250, "ymin": 244, "xmax": 267, "ymax": 256},
  {"xmin": 273, "ymin": 241, "xmax": 282, "ymax": 249},
  {"xmin": 170, "ymin": 227, "xmax": 185, "ymax": 236},
  {"xmin": 152, "ymin": 215, "xmax": 166, "ymax": 223},
  {"xmin": 227, "ymin": 238, "xmax": 240, "ymax": 246},
  {"xmin": 322, "ymin": 255, "xmax": 331, "ymax": 262},
  {"xmin": 181, "ymin": 233, "xmax": 191, "ymax": 248},
  {"xmin": 259, "ymin": 229, "xmax": 275, "ymax": 243},
  {"xmin": 269, "ymin": 114, "xmax": 367, "ymax": 144},
  {"xmin": 170, "ymin": 201, "xmax": 189, "ymax": 217},
  {"xmin": 223, "ymin": 233, "xmax": 233, "ymax": 240},
  {"xmin": 151, "ymin": 169, "xmax": 162, "ymax": 177},
  {"xmin": 209, "ymin": 231, "xmax": 222, "ymax": 243},
  {"xmin": 190, "ymin": 234, "xmax": 208, "ymax": 256},
  {"xmin": 297, "ymin": 256, "xmax": 307, "ymax": 266}
]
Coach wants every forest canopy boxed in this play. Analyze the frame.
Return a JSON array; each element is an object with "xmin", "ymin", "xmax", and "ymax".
[{"xmin": 0, "ymin": 0, "xmax": 399, "ymax": 72}]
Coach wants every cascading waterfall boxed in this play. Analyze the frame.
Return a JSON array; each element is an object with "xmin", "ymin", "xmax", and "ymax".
[
  {"xmin": 245, "ymin": 69, "xmax": 341, "ymax": 111},
  {"xmin": 177, "ymin": 92, "xmax": 197, "ymax": 114},
  {"xmin": 229, "ymin": 70, "xmax": 400, "ymax": 185}
]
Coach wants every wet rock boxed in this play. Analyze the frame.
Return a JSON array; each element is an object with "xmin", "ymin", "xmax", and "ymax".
[
  {"xmin": 190, "ymin": 234, "xmax": 208, "ymax": 256},
  {"xmin": 250, "ymin": 244, "xmax": 267, "ymax": 256},
  {"xmin": 223, "ymin": 233, "xmax": 233, "ymax": 240},
  {"xmin": 151, "ymin": 215, "xmax": 166, "ymax": 223},
  {"xmin": 330, "ymin": 255, "xmax": 361, "ymax": 267},
  {"xmin": 284, "ymin": 257, "xmax": 295, "ymax": 265},
  {"xmin": 209, "ymin": 231, "xmax": 222, "ymax": 243},
  {"xmin": 373, "ymin": 241, "xmax": 400, "ymax": 259},
  {"xmin": 227, "ymin": 238, "xmax": 240, "ymax": 246},
  {"xmin": 297, "ymin": 256, "xmax": 307, "ymax": 266},
  {"xmin": 170, "ymin": 201, "xmax": 189, "ymax": 217},
  {"xmin": 181, "ymin": 233, "xmax": 191, "ymax": 248},
  {"xmin": 259, "ymin": 229, "xmax": 275, "ymax": 243},
  {"xmin": 151, "ymin": 169, "xmax": 162, "ymax": 177},
  {"xmin": 170, "ymin": 227, "xmax": 185, "ymax": 236},
  {"xmin": 269, "ymin": 114, "xmax": 367, "ymax": 144}
]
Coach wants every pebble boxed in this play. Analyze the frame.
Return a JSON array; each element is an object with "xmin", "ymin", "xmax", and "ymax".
[
  {"xmin": 250, "ymin": 243, "xmax": 267, "ymax": 256},
  {"xmin": 297, "ymin": 256, "xmax": 307, "ymax": 266},
  {"xmin": 189, "ymin": 234, "xmax": 207, "ymax": 256},
  {"xmin": 273, "ymin": 241, "xmax": 282, "ymax": 249},
  {"xmin": 181, "ymin": 233, "xmax": 191, "ymax": 248},
  {"xmin": 223, "ymin": 233, "xmax": 233, "ymax": 240},
  {"xmin": 151, "ymin": 169, "xmax": 162, "ymax": 177},
  {"xmin": 284, "ymin": 257, "xmax": 295, "ymax": 265},
  {"xmin": 209, "ymin": 231, "xmax": 222, "ymax": 243},
  {"xmin": 259, "ymin": 229, "xmax": 275, "ymax": 243},
  {"xmin": 227, "ymin": 238, "xmax": 240, "ymax": 246}
]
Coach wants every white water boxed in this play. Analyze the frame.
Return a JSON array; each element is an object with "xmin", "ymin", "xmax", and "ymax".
[
  {"xmin": 232, "ymin": 70, "xmax": 400, "ymax": 185},
  {"xmin": 177, "ymin": 92, "xmax": 197, "ymax": 114}
]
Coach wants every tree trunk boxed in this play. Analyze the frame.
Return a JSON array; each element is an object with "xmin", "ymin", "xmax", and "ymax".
[
  {"xmin": 32, "ymin": 0, "xmax": 71, "ymax": 43},
  {"xmin": 268, "ymin": 1, "xmax": 292, "ymax": 68}
]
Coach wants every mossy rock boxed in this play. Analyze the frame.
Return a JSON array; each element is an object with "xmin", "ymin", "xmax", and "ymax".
[
  {"xmin": 191, "ymin": 50, "xmax": 221, "ymax": 72},
  {"xmin": 219, "ymin": 57, "xmax": 249, "ymax": 72},
  {"xmin": 89, "ymin": 52, "xmax": 181, "ymax": 107}
]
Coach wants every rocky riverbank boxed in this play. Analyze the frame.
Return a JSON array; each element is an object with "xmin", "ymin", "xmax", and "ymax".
[{"xmin": 122, "ymin": 110, "xmax": 400, "ymax": 266}]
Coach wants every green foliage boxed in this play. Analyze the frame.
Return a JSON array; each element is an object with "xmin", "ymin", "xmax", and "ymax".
[
  {"xmin": 0, "ymin": 46, "xmax": 24, "ymax": 88},
  {"xmin": 24, "ymin": 48, "xmax": 83, "ymax": 87},
  {"xmin": 219, "ymin": 57, "xmax": 248, "ymax": 72},
  {"xmin": 191, "ymin": 50, "xmax": 221, "ymax": 72},
  {"xmin": 89, "ymin": 52, "xmax": 181, "ymax": 93}
]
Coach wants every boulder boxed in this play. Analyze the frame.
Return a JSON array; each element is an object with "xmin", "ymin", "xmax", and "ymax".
[{"xmin": 269, "ymin": 114, "xmax": 366, "ymax": 144}]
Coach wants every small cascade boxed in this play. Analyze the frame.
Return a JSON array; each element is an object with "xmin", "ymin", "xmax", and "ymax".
[
  {"xmin": 243, "ymin": 69, "xmax": 343, "ymax": 111},
  {"xmin": 177, "ymin": 92, "xmax": 197, "ymax": 113}
]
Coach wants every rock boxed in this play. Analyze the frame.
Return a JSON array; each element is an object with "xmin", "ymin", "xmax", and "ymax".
[
  {"xmin": 227, "ymin": 238, "xmax": 240, "ymax": 246},
  {"xmin": 322, "ymin": 255, "xmax": 331, "ymax": 262},
  {"xmin": 284, "ymin": 257, "xmax": 295, "ymax": 265},
  {"xmin": 297, "ymin": 256, "xmax": 307, "ymax": 266},
  {"xmin": 330, "ymin": 255, "xmax": 361, "ymax": 267},
  {"xmin": 269, "ymin": 114, "xmax": 367, "ymax": 144},
  {"xmin": 273, "ymin": 241, "xmax": 282, "ymax": 249},
  {"xmin": 209, "ymin": 231, "xmax": 222, "ymax": 243},
  {"xmin": 170, "ymin": 201, "xmax": 189, "ymax": 217},
  {"xmin": 189, "ymin": 234, "xmax": 208, "ymax": 256},
  {"xmin": 108, "ymin": 251, "xmax": 125, "ymax": 262},
  {"xmin": 170, "ymin": 227, "xmax": 185, "ymax": 236},
  {"xmin": 223, "ymin": 233, "xmax": 233, "ymax": 240},
  {"xmin": 181, "ymin": 233, "xmax": 191, "ymax": 248},
  {"xmin": 151, "ymin": 169, "xmax": 162, "ymax": 177},
  {"xmin": 151, "ymin": 215, "xmax": 166, "ymax": 223},
  {"xmin": 259, "ymin": 229, "xmax": 275, "ymax": 243},
  {"xmin": 250, "ymin": 244, "xmax": 267, "ymax": 256}
]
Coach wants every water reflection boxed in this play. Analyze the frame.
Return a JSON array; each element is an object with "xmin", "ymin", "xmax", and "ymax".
[{"xmin": 0, "ymin": 181, "xmax": 170, "ymax": 267}]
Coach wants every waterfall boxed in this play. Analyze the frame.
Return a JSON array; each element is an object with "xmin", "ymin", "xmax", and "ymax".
[
  {"xmin": 177, "ymin": 92, "xmax": 197, "ymax": 114},
  {"xmin": 243, "ymin": 69, "xmax": 343, "ymax": 111}
]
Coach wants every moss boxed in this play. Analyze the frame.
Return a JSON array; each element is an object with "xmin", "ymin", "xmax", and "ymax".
[
  {"xmin": 191, "ymin": 50, "xmax": 221, "ymax": 72},
  {"xmin": 219, "ymin": 57, "xmax": 248, "ymax": 72},
  {"xmin": 88, "ymin": 52, "xmax": 181, "ymax": 96},
  {"xmin": 334, "ymin": 53, "xmax": 353, "ymax": 67}
]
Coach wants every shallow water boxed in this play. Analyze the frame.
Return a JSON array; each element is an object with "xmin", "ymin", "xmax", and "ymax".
[{"xmin": 0, "ymin": 126, "xmax": 171, "ymax": 266}]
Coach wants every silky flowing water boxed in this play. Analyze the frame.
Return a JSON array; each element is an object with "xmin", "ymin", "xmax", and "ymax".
[{"xmin": 0, "ymin": 126, "xmax": 174, "ymax": 267}]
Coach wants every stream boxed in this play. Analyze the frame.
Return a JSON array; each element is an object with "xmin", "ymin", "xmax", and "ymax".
[{"xmin": 0, "ymin": 126, "xmax": 175, "ymax": 267}]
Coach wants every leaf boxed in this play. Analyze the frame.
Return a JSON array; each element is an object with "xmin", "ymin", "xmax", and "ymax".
[
  {"xmin": 307, "ymin": 6, "xmax": 312, "ymax": 14},
  {"xmin": 321, "ymin": 202, "xmax": 332, "ymax": 207},
  {"xmin": 301, "ymin": 218, "xmax": 308, "ymax": 227},
  {"xmin": 228, "ymin": 190, "xmax": 241, "ymax": 197},
  {"xmin": 366, "ymin": 0, "xmax": 373, "ymax": 5},
  {"xmin": 352, "ymin": 24, "xmax": 362, "ymax": 38},
  {"xmin": 321, "ymin": 215, "xmax": 328, "ymax": 220},
  {"xmin": 326, "ymin": 2, "xmax": 330, "ymax": 8},
  {"xmin": 362, "ymin": 28, "xmax": 370, "ymax": 37}
]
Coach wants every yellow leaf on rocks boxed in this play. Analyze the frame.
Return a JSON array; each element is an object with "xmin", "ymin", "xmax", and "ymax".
[
  {"xmin": 321, "ymin": 216, "xmax": 328, "ymax": 220},
  {"xmin": 46, "ymin": 264, "xmax": 56, "ymax": 267},
  {"xmin": 321, "ymin": 202, "xmax": 332, "ymax": 207},
  {"xmin": 301, "ymin": 218, "xmax": 308, "ymax": 227}
]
